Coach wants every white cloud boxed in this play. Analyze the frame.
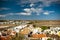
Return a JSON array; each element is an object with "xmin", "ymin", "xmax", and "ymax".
[
  {"xmin": 0, "ymin": 8, "xmax": 10, "ymax": 11},
  {"xmin": 24, "ymin": 8, "xmax": 31, "ymax": 13},
  {"xmin": 7, "ymin": 12, "xmax": 31, "ymax": 15},
  {"xmin": 48, "ymin": 11, "xmax": 55, "ymax": 13},
  {"xmin": 31, "ymin": 8, "xmax": 44, "ymax": 15},
  {"xmin": 41, "ymin": 0, "xmax": 58, "ymax": 6},
  {"xmin": 24, "ymin": 8, "xmax": 43, "ymax": 15},
  {"xmin": 17, "ymin": 12, "xmax": 31, "ymax": 15},
  {"xmin": 0, "ymin": 12, "xmax": 31, "ymax": 16},
  {"xmin": 0, "ymin": 13, "xmax": 13, "ymax": 17},
  {"xmin": 29, "ymin": 0, "xmax": 59, "ymax": 6},
  {"xmin": 24, "ymin": 7, "xmax": 55, "ymax": 15},
  {"xmin": 0, "ymin": 8, "xmax": 54, "ymax": 17},
  {"xmin": 0, "ymin": 15, "xmax": 6, "ymax": 17},
  {"xmin": 16, "ymin": 0, "xmax": 58, "ymax": 16},
  {"xmin": 17, "ymin": 0, "xmax": 59, "ymax": 7},
  {"xmin": 4, "ymin": 8, "xmax": 43, "ymax": 16},
  {"xmin": 43, "ymin": 12, "xmax": 49, "ymax": 15},
  {"xmin": 7, "ymin": 13, "xmax": 14, "ymax": 15},
  {"xmin": 30, "ymin": 3, "xmax": 34, "ymax": 7},
  {"xmin": 0, "ymin": 13, "xmax": 15, "ymax": 17},
  {"xmin": 43, "ymin": 11, "xmax": 54, "ymax": 15}
]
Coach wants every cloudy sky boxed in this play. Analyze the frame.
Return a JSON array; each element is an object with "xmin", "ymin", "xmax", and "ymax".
[{"xmin": 0, "ymin": 0, "xmax": 60, "ymax": 20}]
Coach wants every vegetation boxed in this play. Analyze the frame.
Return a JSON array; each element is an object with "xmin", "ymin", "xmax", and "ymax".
[
  {"xmin": 47, "ymin": 38, "xmax": 52, "ymax": 40},
  {"xmin": 33, "ymin": 24, "xmax": 38, "ymax": 28},
  {"xmin": 41, "ymin": 26, "xmax": 48, "ymax": 31}
]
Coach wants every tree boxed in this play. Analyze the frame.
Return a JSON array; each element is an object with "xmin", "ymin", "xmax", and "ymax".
[
  {"xmin": 47, "ymin": 38, "xmax": 52, "ymax": 40},
  {"xmin": 41, "ymin": 26, "xmax": 48, "ymax": 31}
]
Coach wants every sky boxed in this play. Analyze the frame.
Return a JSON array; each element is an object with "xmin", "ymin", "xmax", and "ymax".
[{"xmin": 0, "ymin": 0, "xmax": 60, "ymax": 20}]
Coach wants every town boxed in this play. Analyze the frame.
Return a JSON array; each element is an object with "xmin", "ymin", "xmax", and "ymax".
[{"xmin": 0, "ymin": 20, "xmax": 60, "ymax": 40}]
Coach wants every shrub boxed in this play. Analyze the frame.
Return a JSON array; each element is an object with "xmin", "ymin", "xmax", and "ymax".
[
  {"xmin": 41, "ymin": 26, "xmax": 48, "ymax": 31},
  {"xmin": 47, "ymin": 38, "xmax": 52, "ymax": 40}
]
